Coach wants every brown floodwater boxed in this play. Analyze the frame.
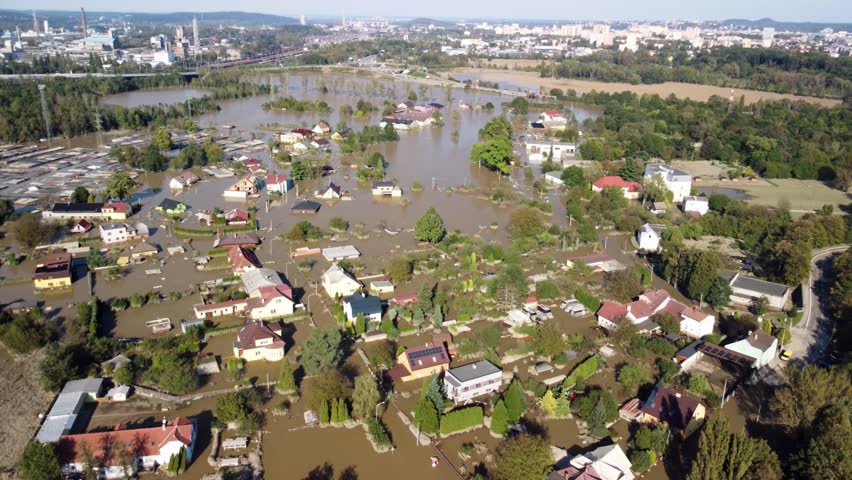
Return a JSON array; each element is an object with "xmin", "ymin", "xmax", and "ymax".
[{"xmin": 0, "ymin": 72, "xmax": 622, "ymax": 478}]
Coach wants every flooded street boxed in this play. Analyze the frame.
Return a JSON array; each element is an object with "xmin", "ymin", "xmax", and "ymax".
[{"xmin": 0, "ymin": 71, "xmax": 615, "ymax": 479}]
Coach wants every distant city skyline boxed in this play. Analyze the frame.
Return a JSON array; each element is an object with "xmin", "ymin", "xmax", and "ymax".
[{"xmin": 4, "ymin": 0, "xmax": 851, "ymax": 24}]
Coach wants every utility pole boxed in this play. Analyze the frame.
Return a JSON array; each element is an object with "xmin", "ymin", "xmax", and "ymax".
[
  {"xmin": 38, "ymin": 84, "xmax": 51, "ymax": 145},
  {"xmin": 95, "ymin": 110, "xmax": 103, "ymax": 148}
]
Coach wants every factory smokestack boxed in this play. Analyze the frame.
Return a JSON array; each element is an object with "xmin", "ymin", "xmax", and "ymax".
[
  {"xmin": 80, "ymin": 7, "xmax": 88, "ymax": 42},
  {"xmin": 192, "ymin": 16, "xmax": 199, "ymax": 49},
  {"xmin": 33, "ymin": 10, "xmax": 39, "ymax": 36}
]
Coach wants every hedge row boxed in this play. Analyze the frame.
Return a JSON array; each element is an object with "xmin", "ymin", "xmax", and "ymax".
[
  {"xmin": 174, "ymin": 226, "xmax": 215, "ymax": 237},
  {"xmin": 439, "ymin": 406, "xmax": 484, "ymax": 435},
  {"xmin": 564, "ymin": 355, "xmax": 601, "ymax": 389},
  {"xmin": 575, "ymin": 288, "xmax": 602, "ymax": 312},
  {"xmin": 366, "ymin": 417, "xmax": 391, "ymax": 447}
]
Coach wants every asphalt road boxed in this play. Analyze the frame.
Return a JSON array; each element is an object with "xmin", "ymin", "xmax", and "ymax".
[{"xmin": 788, "ymin": 246, "xmax": 849, "ymax": 365}]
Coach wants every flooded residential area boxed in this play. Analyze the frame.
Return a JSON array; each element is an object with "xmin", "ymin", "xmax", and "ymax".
[{"xmin": 1, "ymin": 29, "xmax": 849, "ymax": 480}]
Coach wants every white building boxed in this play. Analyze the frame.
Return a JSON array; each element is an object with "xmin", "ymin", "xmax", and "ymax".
[
  {"xmin": 525, "ymin": 141, "xmax": 576, "ymax": 164},
  {"xmin": 371, "ymin": 181, "xmax": 403, "ymax": 197},
  {"xmin": 444, "ymin": 360, "xmax": 503, "ymax": 403},
  {"xmin": 725, "ymin": 331, "xmax": 778, "ymax": 368},
  {"xmin": 152, "ymin": 50, "xmax": 175, "ymax": 66},
  {"xmin": 321, "ymin": 263, "xmax": 362, "ymax": 299},
  {"xmin": 597, "ymin": 290, "xmax": 715, "ymax": 338},
  {"xmin": 637, "ymin": 223, "xmax": 665, "ymax": 251},
  {"xmin": 551, "ymin": 443, "xmax": 635, "ymax": 480},
  {"xmin": 342, "ymin": 293, "xmax": 382, "ymax": 323},
  {"xmin": 723, "ymin": 271, "xmax": 791, "ymax": 310},
  {"xmin": 683, "ymin": 196, "xmax": 709, "ymax": 216},
  {"xmin": 99, "ymin": 223, "xmax": 128, "ymax": 244},
  {"xmin": 644, "ymin": 164, "xmax": 692, "ymax": 203}
]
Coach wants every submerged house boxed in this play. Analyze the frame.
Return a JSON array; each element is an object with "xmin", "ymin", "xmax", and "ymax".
[
  {"xmin": 224, "ymin": 176, "xmax": 260, "ymax": 198},
  {"xmin": 371, "ymin": 181, "xmax": 403, "ymax": 197}
]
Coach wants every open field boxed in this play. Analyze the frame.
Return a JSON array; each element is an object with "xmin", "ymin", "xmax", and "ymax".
[
  {"xmin": 450, "ymin": 66, "xmax": 842, "ymax": 107},
  {"xmin": 672, "ymin": 161, "xmax": 851, "ymax": 213},
  {"xmin": 0, "ymin": 349, "xmax": 54, "ymax": 473}
]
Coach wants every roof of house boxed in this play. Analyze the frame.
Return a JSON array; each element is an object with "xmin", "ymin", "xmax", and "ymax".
[
  {"xmin": 291, "ymin": 128, "xmax": 313, "ymax": 136},
  {"xmin": 684, "ymin": 196, "xmax": 708, "ymax": 203},
  {"xmin": 543, "ymin": 110, "xmax": 565, "ymax": 117},
  {"xmin": 403, "ymin": 344, "xmax": 450, "ymax": 372},
  {"xmin": 225, "ymin": 209, "xmax": 250, "ymax": 221},
  {"xmin": 267, "ymin": 173, "xmax": 289, "ymax": 185},
  {"xmin": 445, "ymin": 360, "xmax": 501, "ymax": 388},
  {"xmin": 228, "ymin": 247, "xmax": 262, "ymax": 271},
  {"xmin": 49, "ymin": 202, "xmax": 104, "ymax": 213},
  {"xmin": 372, "ymin": 180, "xmax": 396, "ymax": 188},
  {"xmin": 343, "ymin": 293, "xmax": 382, "ymax": 317},
  {"xmin": 321, "ymin": 182, "xmax": 341, "ymax": 195},
  {"xmin": 106, "ymin": 385, "xmax": 131, "ymax": 397},
  {"xmin": 57, "ymin": 418, "xmax": 194, "ymax": 465},
  {"xmin": 392, "ymin": 293, "xmax": 418, "ymax": 305},
  {"xmin": 322, "ymin": 263, "xmax": 360, "ymax": 286},
  {"xmin": 193, "ymin": 298, "xmax": 248, "ymax": 313},
  {"xmin": 172, "ymin": 171, "xmax": 200, "ymax": 185},
  {"xmin": 745, "ymin": 330, "xmax": 777, "ymax": 352},
  {"xmin": 99, "ymin": 223, "xmax": 126, "ymax": 232},
  {"xmin": 34, "ymin": 253, "xmax": 72, "ymax": 280},
  {"xmin": 729, "ymin": 273, "xmax": 789, "ymax": 298},
  {"xmin": 382, "ymin": 117, "xmax": 413, "ymax": 125},
  {"xmin": 215, "ymin": 233, "xmax": 260, "ymax": 248},
  {"xmin": 573, "ymin": 253, "xmax": 615, "ymax": 265},
  {"xmin": 235, "ymin": 322, "xmax": 284, "ymax": 350},
  {"xmin": 74, "ymin": 219, "xmax": 93, "ymax": 230},
  {"xmin": 645, "ymin": 163, "xmax": 690, "ymax": 180},
  {"xmin": 60, "ymin": 377, "xmax": 104, "ymax": 395},
  {"xmin": 597, "ymin": 302, "xmax": 627, "ymax": 322},
  {"xmin": 639, "ymin": 223, "xmax": 666, "ymax": 236},
  {"xmin": 247, "ymin": 285, "xmax": 294, "ymax": 309},
  {"xmin": 592, "ymin": 176, "xmax": 640, "ymax": 192},
  {"xmin": 241, "ymin": 267, "xmax": 283, "ymax": 294},
  {"xmin": 102, "ymin": 202, "xmax": 130, "ymax": 213},
  {"xmin": 158, "ymin": 198, "xmax": 186, "ymax": 210},
  {"xmin": 640, "ymin": 385, "xmax": 702, "ymax": 431},
  {"xmin": 291, "ymin": 200, "xmax": 322, "ymax": 213}
]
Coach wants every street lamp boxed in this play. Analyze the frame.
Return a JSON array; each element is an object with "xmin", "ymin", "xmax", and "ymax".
[{"xmin": 375, "ymin": 398, "xmax": 388, "ymax": 420}]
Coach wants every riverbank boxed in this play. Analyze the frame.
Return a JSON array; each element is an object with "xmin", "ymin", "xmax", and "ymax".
[{"xmin": 450, "ymin": 67, "xmax": 842, "ymax": 107}]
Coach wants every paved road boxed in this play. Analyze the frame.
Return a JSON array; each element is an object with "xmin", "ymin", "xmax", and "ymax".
[{"xmin": 788, "ymin": 245, "xmax": 849, "ymax": 365}]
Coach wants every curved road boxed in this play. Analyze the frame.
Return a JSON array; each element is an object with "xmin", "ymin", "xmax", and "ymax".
[{"xmin": 789, "ymin": 245, "xmax": 849, "ymax": 365}]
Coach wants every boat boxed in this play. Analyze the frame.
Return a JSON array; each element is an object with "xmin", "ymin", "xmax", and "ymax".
[{"xmin": 384, "ymin": 227, "xmax": 401, "ymax": 235}]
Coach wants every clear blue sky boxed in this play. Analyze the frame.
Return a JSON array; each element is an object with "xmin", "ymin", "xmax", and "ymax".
[{"xmin": 7, "ymin": 0, "xmax": 851, "ymax": 23}]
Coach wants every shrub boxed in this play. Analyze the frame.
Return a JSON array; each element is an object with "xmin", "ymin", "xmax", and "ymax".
[
  {"xmin": 535, "ymin": 281, "xmax": 560, "ymax": 300},
  {"xmin": 329, "ymin": 217, "xmax": 349, "ymax": 232},
  {"xmin": 366, "ymin": 417, "xmax": 391, "ymax": 447},
  {"xmin": 563, "ymin": 356, "xmax": 600, "ymax": 389},
  {"xmin": 439, "ymin": 406, "xmax": 484, "ymax": 435},
  {"xmin": 575, "ymin": 288, "xmax": 601, "ymax": 312}
]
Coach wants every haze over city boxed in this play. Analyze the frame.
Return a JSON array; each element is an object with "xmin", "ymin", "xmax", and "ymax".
[{"xmin": 5, "ymin": 0, "xmax": 852, "ymax": 22}]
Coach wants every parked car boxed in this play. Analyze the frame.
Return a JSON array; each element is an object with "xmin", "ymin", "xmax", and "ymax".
[{"xmin": 536, "ymin": 305, "xmax": 553, "ymax": 319}]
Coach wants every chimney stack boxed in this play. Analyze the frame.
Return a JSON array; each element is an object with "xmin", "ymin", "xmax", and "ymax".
[{"xmin": 80, "ymin": 8, "xmax": 88, "ymax": 42}]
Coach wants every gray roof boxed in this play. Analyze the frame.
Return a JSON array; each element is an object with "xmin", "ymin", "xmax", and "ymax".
[
  {"xmin": 445, "ymin": 360, "xmax": 502, "ymax": 387},
  {"xmin": 729, "ymin": 273, "xmax": 789, "ymax": 298},
  {"xmin": 676, "ymin": 339, "xmax": 703, "ymax": 360},
  {"xmin": 241, "ymin": 268, "xmax": 283, "ymax": 295},
  {"xmin": 344, "ymin": 293, "xmax": 382, "ymax": 317},
  {"xmin": 645, "ymin": 163, "xmax": 691, "ymax": 181},
  {"xmin": 60, "ymin": 377, "xmax": 104, "ymax": 396},
  {"xmin": 36, "ymin": 414, "xmax": 77, "ymax": 443},
  {"xmin": 50, "ymin": 392, "xmax": 86, "ymax": 416}
]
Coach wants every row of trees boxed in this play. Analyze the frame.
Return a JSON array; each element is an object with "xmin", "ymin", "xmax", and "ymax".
[{"xmin": 538, "ymin": 46, "xmax": 851, "ymax": 98}]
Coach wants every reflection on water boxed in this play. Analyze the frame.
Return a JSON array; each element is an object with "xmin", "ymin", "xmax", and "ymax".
[{"xmin": 697, "ymin": 186, "xmax": 752, "ymax": 200}]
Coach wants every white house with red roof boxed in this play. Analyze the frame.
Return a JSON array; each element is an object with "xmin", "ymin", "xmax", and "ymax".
[
  {"xmin": 58, "ymin": 418, "xmax": 196, "ymax": 479},
  {"xmin": 540, "ymin": 110, "xmax": 567, "ymax": 123},
  {"xmin": 227, "ymin": 247, "xmax": 262, "ymax": 274},
  {"xmin": 193, "ymin": 298, "xmax": 248, "ymax": 319},
  {"xmin": 592, "ymin": 176, "xmax": 641, "ymax": 199},
  {"xmin": 169, "ymin": 171, "xmax": 200, "ymax": 189},
  {"xmin": 597, "ymin": 290, "xmax": 714, "ymax": 338},
  {"xmin": 312, "ymin": 121, "xmax": 331, "ymax": 135},
  {"xmin": 233, "ymin": 321, "xmax": 285, "ymax": 362},
  {"xmin": 247, "ymin": 284, "xmax": 295, "ymax": 319},
  {"xmin": 266, "ymin": 173, "xmax": 292, "ymax": 193},
  {"xmin": 224, "ymin": 209, "xmax": 250, "ymax": 225},
  {"xmin": 549, "ymin": 443, "xmax": 634, "ymax": 480}
]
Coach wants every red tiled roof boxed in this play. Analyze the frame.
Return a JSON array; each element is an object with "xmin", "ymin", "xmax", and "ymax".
[
  {"xmin": 552, "ymin": 465, "xmax": 604, "ymax": 480},
  {"xmin": 267, "ymin": 173, "xmax": 289, "ymax": 185},
  {"xmin": 225, "ymin": 209, "xmax": 250, "ymax": 222},
  {"xmin": 392, "ymin": 293, "xmax": 418, "ymax": 305},
  {"xmin": 255, "ymin": 284, "xmax": 293, "ymax": 302},
  {"xmin": 597, "ymin": 301, "xmax": 627, "ymax": 322},
  {"xmin": 103, "ymin": 202, "xmax": 129, "ymax": 213},
  {"xmin": 291, "ymin": 128, "xmax": 313, "ymax": 136},
  {"xmin": 57, "ymin": 418, "xmax": 193, "ymax": 465},
  {"xmin": 681, "ymin": 306, "xmax": 709, "ymax": 321},
  {"xmin": 227, "ymin": 247, "xmax": 262, "ymax": 272},
  {"xmin": 592, "ymin": 176, "xmax": 640, "ymax": 192},
  {"xmin": 544, "ymin": 110, "xmax": 564, "ymax": 116}
]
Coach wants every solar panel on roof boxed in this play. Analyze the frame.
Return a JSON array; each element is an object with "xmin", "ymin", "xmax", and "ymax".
[{"xmin": 408, "ymin": 346, "xmax": 444, "ymax": 360}]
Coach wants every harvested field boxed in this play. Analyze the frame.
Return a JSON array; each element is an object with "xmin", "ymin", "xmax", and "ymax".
[
  {"xmin": 672, "ymin": 161, "xmax": 851, "ymax": 213},
  {"xmin": 0, "ymin": 348, "xmax": 53, "ymax": 473},
  {"xmin": 451, "ymin": 67, "xmax": 841, "ymax": 107}
]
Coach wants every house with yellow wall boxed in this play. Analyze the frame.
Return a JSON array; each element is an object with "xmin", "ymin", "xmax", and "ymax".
[
  {"xmin": 387, "ymin": 344, "xmax": 450, "ymax": 382},
  {"xmin": 33, "ymin": 253, "xmax": 73, "ymax": 290}
]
